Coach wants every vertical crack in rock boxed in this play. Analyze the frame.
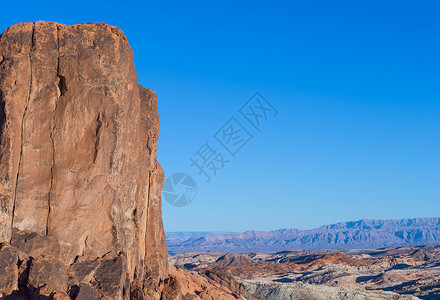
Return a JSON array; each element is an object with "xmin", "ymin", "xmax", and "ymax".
[
  {"xmin": 0, "ymin": 94, "xmax": 5, "ymax": 145},
  {"xmin": 46, "ymin": 25, "xmax": 61, "ymax": 236},
  {"xmin": 10, "ymin": 22, "xmax": 35, "ymax": 236},
  {"xmin": 58, "ymin": 76, "xmax": 67, "ymax": 97},
  {"xmin": 144, "ymin": 170, "xmax": 151, "ymax": 265},
  {"xmin": 92, "ymin": 113, "xmax": 102, "ymax": 164}
]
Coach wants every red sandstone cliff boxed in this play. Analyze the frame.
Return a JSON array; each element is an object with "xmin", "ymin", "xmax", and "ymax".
[{"xmin": 0, "ymin": 21, "xmax": 167, "ymax": 299}]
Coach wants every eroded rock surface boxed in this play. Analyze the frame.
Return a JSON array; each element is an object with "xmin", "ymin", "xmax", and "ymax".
[
  {"xmin": 0, "ymin": 21, "xmax": 168, "ymax": 299},
  {"xmin": 0, "ymin": 245, "xmax": 18, "ymax": 295},
  {"xmin": 171, "ymin": 246, "xmax": 440, "ymax": 299}
]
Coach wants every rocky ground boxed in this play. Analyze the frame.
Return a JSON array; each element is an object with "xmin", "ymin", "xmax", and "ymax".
[{"xmin": 169, "ymin": 245, "xmax": 440, "ymax": 299}]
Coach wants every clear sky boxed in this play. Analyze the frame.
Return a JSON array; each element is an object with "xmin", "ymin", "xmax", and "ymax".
[{"xmin": 1, "ymin": 1, "xmax": 439, "ymax": 232}]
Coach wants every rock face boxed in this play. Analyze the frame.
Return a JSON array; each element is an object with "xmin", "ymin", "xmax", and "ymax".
[{"xmin": 0, "ymin": 22, "xmax": 167, "ymax": 299}]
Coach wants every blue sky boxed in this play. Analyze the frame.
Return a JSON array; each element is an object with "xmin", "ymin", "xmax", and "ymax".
[{"xmin": 2, "ymin": 1, "xmax": 439, "ymax": 232}]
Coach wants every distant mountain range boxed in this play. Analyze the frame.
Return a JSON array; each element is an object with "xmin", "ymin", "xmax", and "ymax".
[{"xmin": 166, "ymin": 217, "xmax": 440, "ymax": 254}]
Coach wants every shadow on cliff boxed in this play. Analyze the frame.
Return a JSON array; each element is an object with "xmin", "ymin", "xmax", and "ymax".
[
  {"xmin": 0, "ymin": 255, "xmax": 57, "ymax": 300},
  {"xmin": 2, "ymin": 287, "xmax": 53, "ymax": 300}
]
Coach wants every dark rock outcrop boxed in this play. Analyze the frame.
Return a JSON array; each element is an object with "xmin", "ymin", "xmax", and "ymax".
[
  {"xmin": 0, "ymin": 21, "xmax": 168, "ymax": 299},
  {"xmin": 0, "ymin": 244, "xmax": 18, "ymax": 295},
  {"xmin": 28, "ymin": 255, "xmax": 68, "ymax": 295}
]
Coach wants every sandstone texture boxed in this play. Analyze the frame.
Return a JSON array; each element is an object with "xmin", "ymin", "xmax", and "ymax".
[{"xmin": 0, "ymin": 21, "xmax": 168, "ymax": 299}]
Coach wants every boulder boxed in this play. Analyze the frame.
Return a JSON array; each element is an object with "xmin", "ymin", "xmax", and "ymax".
[{"xmin": 28, "ymin": 255, "xmax": 68, "ymax": 296}]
